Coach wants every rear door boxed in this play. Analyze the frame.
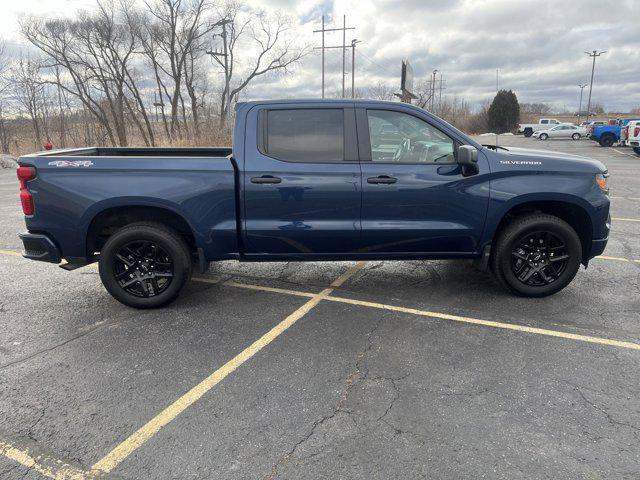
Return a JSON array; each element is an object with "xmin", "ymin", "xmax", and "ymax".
[
  {"xmin": 243, "ymin": 104, "xmax": 362, "ymax": 255},
  {"xmin": 358, "ymin": 106, "xmax": 490, "ymax": 255}
]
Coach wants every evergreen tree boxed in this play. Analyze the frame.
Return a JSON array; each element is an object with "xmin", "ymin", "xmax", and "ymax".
[{"xmin": 488, "ymin": 90, "xmax": 520, "ymax": 133}]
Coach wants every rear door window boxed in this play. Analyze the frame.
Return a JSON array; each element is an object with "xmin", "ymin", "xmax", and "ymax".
[{"xmin": 264, "ymin": 109, "xmax": 344, "ymax": 162}]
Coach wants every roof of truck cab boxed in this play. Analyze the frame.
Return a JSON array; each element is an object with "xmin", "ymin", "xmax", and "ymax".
[{"xmin": 237, "ymin": 99, "xmax": 410, "ymax": 107}]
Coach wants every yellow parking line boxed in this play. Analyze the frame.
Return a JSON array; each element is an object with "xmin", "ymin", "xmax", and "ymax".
[
  {"xmin": 0, "ymin": 249, "xmax": 21, "ymax": 256},
  {"xmin": 196, "ymin": 277, "xmax": 640, "ymax": 350},
  {"xmin": 322, "ymin": 295, "xmax": 640, "ymax": 350},
  {"xmin": 0, "ymin": 439, "xmax": 92, "ymax": 479},
  {"xmin": 596, "ymin": 255, "xmax": 640, "ymax": 264},
  {"xmin": 91, "ymin": 262, "xmax": 366, "ymax": 474},
  {"xmin": 612, "ymin": 217, "xmax": 640, "ymax": 223}
]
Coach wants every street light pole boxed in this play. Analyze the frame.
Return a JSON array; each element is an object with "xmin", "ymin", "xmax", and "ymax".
[
  {"xmin": 585, "ymin": 50, "xmax": 606, "ymax": 119},
  {"xmin": 577, "ymin": 83, "xmax": 587, "ymax": 123}
]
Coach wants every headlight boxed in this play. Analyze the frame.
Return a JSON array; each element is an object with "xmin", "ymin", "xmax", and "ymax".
[{"xmin": 595, "ymin": 172, "xmax": 609, "ymax": 194}]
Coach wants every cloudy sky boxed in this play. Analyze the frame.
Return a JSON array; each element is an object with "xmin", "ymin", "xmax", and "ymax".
[{"xmin": 2, "ymin": 0, "xmax": 639, "ymax": 112}]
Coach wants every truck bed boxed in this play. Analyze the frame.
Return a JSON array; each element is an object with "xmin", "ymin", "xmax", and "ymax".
[{"xmin": 25, "ymin": 146, "xmax": 233, "ymax": 158}]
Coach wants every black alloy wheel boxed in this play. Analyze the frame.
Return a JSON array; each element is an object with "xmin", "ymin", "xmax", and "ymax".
[
  {"xmin": 491, "ymin": 213, "xmax": 582, "ymax": 297},
  {"xmin": 99, "ymin": 222, "xmax": 192, "ymax": 309},
  {"xmin": 113, "ymin": 240, "xmax": 174, "ymax": 297},
  {"xmin": 510, "ymin": 231, "xmax": 569, "ymax": 287}
]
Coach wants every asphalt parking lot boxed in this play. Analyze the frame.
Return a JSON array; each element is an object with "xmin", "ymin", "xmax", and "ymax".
[{"xmin": 0, "ymin": 136, "xmax": 639, "ymax": 479}]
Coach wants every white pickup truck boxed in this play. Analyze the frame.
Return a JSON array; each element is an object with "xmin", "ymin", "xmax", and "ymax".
[
  {"xmin": 628, "ymin": 120, "xmax": 640, "ymax": 155},
  {"xmin": 517, "ymin": 118, "xmax": 562, "ymax": 137}
]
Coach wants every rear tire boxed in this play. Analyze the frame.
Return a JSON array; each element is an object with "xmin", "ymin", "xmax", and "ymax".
[
  {"xmin": 524, "ymin": 128, "xmax": 533, "ymax": 137},
  {"xmin": 491, "ymin": 214, "xmax": 582, "ymax": 297},
  {"xmin": 633, "ymin": 147, "xmax": 640, "ymax": 156},
  {"xmin": 599, "ymin": 134, "xmax": 615, "ymax": 147},
  {"xmin": 99, "ymin": 222, "xmax": 192, "ymax": 309},
  {"xmin": 572, "ymin": 133, "xmax": 581, "ymax": 140}
]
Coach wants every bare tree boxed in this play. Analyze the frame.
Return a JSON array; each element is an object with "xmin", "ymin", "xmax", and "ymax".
[
  {"xmin": 134, "ymin": 0, "xmax": 216, "ymax": 140},
  {"xmin": 211, "ymin": 4, "xmax": 308, "ymax": 125},
  {"xmin": 355, "ymin": 81, "xmax": 396, "ymax": 101},
  {"xmin": 11, "ymin": 56, "xmax": 46, "ymax": 148}
]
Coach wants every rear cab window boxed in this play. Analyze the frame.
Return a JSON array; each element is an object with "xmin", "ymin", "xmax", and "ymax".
[{"xmin": 259, "ymin": 109, "xmax": 345, "ymax": 162}]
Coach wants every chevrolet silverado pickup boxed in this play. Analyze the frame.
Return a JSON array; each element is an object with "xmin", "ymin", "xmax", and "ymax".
[{"xmin": 17, "ymin": 100, "xmax": 611, "ymax": 308}]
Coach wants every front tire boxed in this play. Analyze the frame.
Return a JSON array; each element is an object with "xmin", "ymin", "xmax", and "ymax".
[
  {"xmin": 539, "ymin": 133, "xmax": 548, "ymax": 140},
  {"xmin": 98, "ymin": 222, "xmax": 192, "ymax": 309},
  {"xmin": 491, "ymin": 214, "xmax": 582, "ymax": 297},
  {"xmin": 572, "ymin": 133, "xmax": 581, "ymax": 140}
]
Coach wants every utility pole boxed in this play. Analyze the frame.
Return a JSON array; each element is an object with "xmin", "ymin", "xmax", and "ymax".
[
  {"xmin": 438, "ymin": 73, "xmax": 446, "ymax": 112},
  {"xmin": 351, "ymin": 39, "xmax": 361, "ymax": 98},
  {"xmin": 314, "ymin": 16, "xmax": 355, "ymax": 98},
  {"xmin": 430, "ymin": 69, "xmax": 438, "ymax": 111},
  {"xmin": 207, "ymin": 18, "xmax": 233, "ymax": 125},
  {"xmin": 577, "ymin": 83, "xmax": 587, "ymax": 123},
  {"xmin": 585, "ymin": 50, "xmax": 606, "ymax": 119}
]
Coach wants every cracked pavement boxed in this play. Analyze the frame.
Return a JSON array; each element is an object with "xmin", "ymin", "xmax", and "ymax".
[{"xmin": 1, "ymin": 137, "xmax": 640, "ymax": 479}]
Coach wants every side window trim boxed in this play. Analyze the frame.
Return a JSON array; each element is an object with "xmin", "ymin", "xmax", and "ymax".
[
  {"xmin": 362, "ymin": 107, "xmax": 457, "ymax": 165},
  {"xmin": 257, "ymin": 107, "xmax": 355, "ymax": 163}
]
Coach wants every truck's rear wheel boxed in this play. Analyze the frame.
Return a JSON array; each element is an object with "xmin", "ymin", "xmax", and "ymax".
[
  {"xmin": 633, "ymin": 147, "xmax": 640, "ymax": 156},
  {"xmin": 599, "ymin": 134, "xmax": 615, "ymax": 147},
  {"xmin": 99, "ymin": 222, "xmax": 192, "ymax": 308},
  {"xmin": 491, "ymin": 214, "xmax": 582, "ymax": 297},
  {"xmin": 524, "ymin": 128, "xmax": 533, "ymax": 137}
]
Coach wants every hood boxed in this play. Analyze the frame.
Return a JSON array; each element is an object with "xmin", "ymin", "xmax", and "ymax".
[{"xmin": 489, "ymin": 146, "xmax": 607, "ymax": 173}]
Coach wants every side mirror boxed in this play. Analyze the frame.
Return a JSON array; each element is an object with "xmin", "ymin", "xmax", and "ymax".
[{"xmin": 457, "ymin": 145, "xmax": 479, "ymax": 177}]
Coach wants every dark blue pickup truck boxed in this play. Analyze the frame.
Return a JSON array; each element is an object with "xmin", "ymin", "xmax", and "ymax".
[{"xmin": 17, "ymin": 99, "xmax": 611, "ymax": 308}]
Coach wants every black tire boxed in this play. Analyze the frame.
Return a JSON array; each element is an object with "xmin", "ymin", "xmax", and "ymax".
[
  {"xmin": 599, "ymin": 134, "xmax": 615, "ymax": 147},
  {"xmin": 98, "ymin": 222, "xmax": 192, "ymax": 309},
  {"xmin": 524, "ymin": 128, "xmax": 533, "ymax": 137},
  {"xmin": 491, "ymin": 214, "xmax": 582, "ymax": 297},
  {"xmin": 633, "ymin": 147, "xmax": 640, "ymax": 156},
  {"xmin": 572, "ymin": 133, "xmax": 581, "ymax": 140},
  {"xmin": 539, "ymin": 133, "xmax": 548, "ymax": 140}
]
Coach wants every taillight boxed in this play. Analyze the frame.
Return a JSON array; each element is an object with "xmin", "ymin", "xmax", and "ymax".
[
  {"xmin": 635, "ymin": 127, "xmax": 640, "ymax": 137},
  {"xmin": 17, "ymin": 166, "xmax": 36, "ymax": 215}
]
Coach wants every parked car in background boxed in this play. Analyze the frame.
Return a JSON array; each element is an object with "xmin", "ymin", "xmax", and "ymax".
[
  {"xmin": 628, "ymin": 120, "xmax": 640, "ymax": 155},
  {"xmin": 532, "ymin": 124, "xmax": 586, "ymax": 140},
  {"xmin": 574, "ymin": 111, "xmax": 597, "ymax": 117},
  {"xmin": 591, "ymin": 118, "xmax": 640, "ymax": 147},
  {"xmin": 517, "ymin": 118, "xmax": 561, "ymax": 137}
]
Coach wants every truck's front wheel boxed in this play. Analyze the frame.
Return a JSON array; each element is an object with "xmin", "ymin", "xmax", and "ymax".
[
  {"xmin": 491, "ymin": 214, "xmax": 582, "ymax": 297},
  {"xmin": 99, "ymin": 222, "xmax": 192, "ymax": 309}
]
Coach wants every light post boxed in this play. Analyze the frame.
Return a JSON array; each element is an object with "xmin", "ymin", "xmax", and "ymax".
[{"xmin": 577, "ymin": 83, "xmax": 587, "ymax": 123}]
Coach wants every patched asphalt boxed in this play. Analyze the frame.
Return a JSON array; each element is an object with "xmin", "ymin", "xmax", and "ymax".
[{"xmin": 0, "ymin": 137, "xmax": 639, "ymax": 479}]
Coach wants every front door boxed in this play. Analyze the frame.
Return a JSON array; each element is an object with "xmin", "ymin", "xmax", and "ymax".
[
  {"xmin": 243, "ymin": 105, "xmax": 362, "ymax": 256},
  {"xmin": 358, "ymin": 107, "xmax": 490, "ymax": 255}
]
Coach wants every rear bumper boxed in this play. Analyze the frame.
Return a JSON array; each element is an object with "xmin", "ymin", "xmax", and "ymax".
[{"xmin": 19, "ymin": 232, "xmax": 61, "ymax": 263}]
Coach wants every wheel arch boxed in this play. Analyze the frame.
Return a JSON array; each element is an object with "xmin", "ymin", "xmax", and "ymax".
[
  {"xmin": 489, "ymin": 199, "xmax": 593, "ymax": 264},
  {"xmin": 86, "ymin": 204, "xmax": 198, "ymax": 259}
]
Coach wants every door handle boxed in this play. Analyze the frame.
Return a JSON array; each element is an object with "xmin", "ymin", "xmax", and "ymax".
[
  {"xmin": 367, "ymin": 175, "xmax": 397, "ymax": 184},
  {"xmin": 251, "ymin": 175, "xmax": 282, "ymax": 184}
]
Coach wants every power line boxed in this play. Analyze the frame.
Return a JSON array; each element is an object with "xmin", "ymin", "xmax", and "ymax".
[{"xmin": 313, "ymin": 15, "xmax": 355, "ymax": 98}]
